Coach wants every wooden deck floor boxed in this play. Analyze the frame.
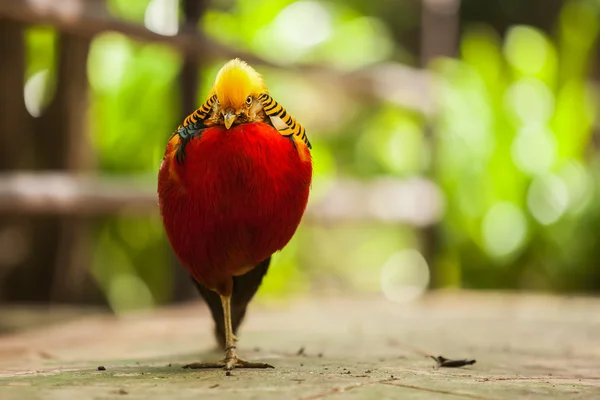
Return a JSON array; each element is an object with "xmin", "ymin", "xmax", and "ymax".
[{"xmin": 0, "ymin": 291, "xmax": 599, "ymax": 399}]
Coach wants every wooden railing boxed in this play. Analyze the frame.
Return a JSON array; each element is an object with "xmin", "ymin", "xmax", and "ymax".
[
  {"xmin": 0, "ymin": 0, "xmax": 436, "ymax": 116},
  {"xmin": 0, "ymin": 173, "xmax": 443, "ymax": 225},
  {"xmin": 0, "ymin": 0, "xmax": 449, "ymax": 226},
  {"xmin": 0, "ymin": 0, "xmax": 459, "ymax": 303}
]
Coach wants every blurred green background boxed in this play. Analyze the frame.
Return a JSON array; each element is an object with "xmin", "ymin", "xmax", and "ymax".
[{"xmin": 1, "ymin": 0, "xmax": 600, "ymax": 316}]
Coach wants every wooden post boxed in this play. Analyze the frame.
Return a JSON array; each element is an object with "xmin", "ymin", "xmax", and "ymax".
[
  {"xmin": 419, "ymin": 0, "xmax": 460, "ymax": 289},
  {"xmin": 44, "ymin": 32, "xmax": 102, "ymax": 304},
  {"xmin": 3, "ymin": 28, "xmax": 103, "ymax": 304},
  {"xmin": 0, "ymin": 18, "xmax": 35, "ymax": 302},
  {"xmin": 0, "ymin": 20, "xmax": 33, "ymax": 171}
]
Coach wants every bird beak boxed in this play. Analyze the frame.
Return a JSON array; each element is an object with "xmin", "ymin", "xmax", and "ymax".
[{"xmin": 223, "ymin": 111, "xmax": 236, "ymax": 129}]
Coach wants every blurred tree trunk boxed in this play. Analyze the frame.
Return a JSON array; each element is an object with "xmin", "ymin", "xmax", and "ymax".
[
  {"xmin": 169, "ymin": 0, "xmax": 209, "ymax": 302},
  {"xmin": 419, "ymin": 0, "xmax": 461, "ymax": 289},
  {"xmin": 43, "ymin": 32, "xmax": 103, "ymax": 304},
  {"xmin": 0, "ymin": 19, "xmax": 35, "ymax": 302},
  {"xmin": 0, "ymin": 20, "xmax": 33, "ymax": 171},
  {"xmin": 2, "ymin": 29, "xmax": 104, "ymax": 304}
]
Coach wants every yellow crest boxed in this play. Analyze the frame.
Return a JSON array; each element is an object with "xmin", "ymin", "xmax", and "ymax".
[{"xmin": 211, "ymin": 58, "xmax": 268, "ymax": 109}]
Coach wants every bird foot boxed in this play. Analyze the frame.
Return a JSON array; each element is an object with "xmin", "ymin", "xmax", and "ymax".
[{"xmin": 183, "ymin": 357, "xmax": 274, "ymax": 372}]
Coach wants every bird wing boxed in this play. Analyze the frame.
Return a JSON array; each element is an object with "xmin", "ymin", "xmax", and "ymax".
[
  {"xmin": 171, "ymin": 95, "xmax": 218, "ymax": 164},
  {"xmin": 258, "ymin": 93, "xmax": 312, "ymax": 149}
]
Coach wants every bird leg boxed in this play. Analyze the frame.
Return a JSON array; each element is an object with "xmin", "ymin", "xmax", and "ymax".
[{"xmin": 183, "ymin": 294, "xmax": 274, "ymax": 372}]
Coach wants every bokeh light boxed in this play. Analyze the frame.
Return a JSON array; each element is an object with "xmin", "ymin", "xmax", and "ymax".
[
  {"xmin": 482, "ymin": 202, "xmax": 528, "ymax": 259},
  {"xmin": 144, "ymin": 0, "xmax": 178, "ymax": 36},
  {"xmin": 504, "ymin": 78, "xmax": 554, "ymax": 125},
  {"xmin": 557, "ymin": 160, "xmax": 594, "ymax": 214},
  {"xmin": 511, "ymin": 123, "xmax": 557, "ymax": 175},
  {"xmin": 527, "ymin": 174, "xmax": 569, "ymax": 225},
  {"xmin": 23, "ymin": 70, "xmax": 49, "ymax": 118},
  {"xmin": 380, "ymin": 249, "xmax": 430, "ymax": 304},
  {"xmin": 504, "ymin": 26, "xmax": 552, "ymax": 76},
  {"xmin": 108, "ymin": 273, "xmax": 155, "ymax": 313},
  {"xmin": 87, "ymin": 33, "xmax": 133, "ymax": 93}
]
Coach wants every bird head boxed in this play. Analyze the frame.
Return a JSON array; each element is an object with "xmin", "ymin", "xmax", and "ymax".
[{"xmin": 209, "ymin": 58, "xmax": 268, "ymax": 129}]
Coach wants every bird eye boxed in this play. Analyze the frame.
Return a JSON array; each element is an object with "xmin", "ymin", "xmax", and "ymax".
[{"xmin": 246, "ymin": 96, "xmax": 253, "ymax": 105}]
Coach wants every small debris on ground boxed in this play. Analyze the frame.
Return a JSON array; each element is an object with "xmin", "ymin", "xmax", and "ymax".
[
  {"xmin": 97, "ymin": 366, "xmax": 106, "ymax": 371},
  {"xmin": 113, "ymin": 389, "xmax": 128, "ymax": 395},
  {"xmin": 317, "ymin": 352, "xmax": 323, "ymax": 358},
  {"xmin": 209, "ymin": 384, "xmax": 219, "ymax": 389},
  {"xmin": 296, "ymin": 346, "xmax": 305, "ymax": 356},
  {"xmin": 430, "ymin": 355, "xmax": 476, "ymax": 368},
  {"xmin": 226, "ymin": 371, "xmax": 232, "ymax": 376},
  {"xmin": 38, "ymin": 351, "xmax": 54, "ymax": 359}
]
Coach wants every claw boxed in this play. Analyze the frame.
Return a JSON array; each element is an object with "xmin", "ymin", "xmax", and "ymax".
[
  {"xmin": 235, "ymin": 359, "xmax": 274, "ymax": 369},
  {"xmin": 183, "ymin": 357, "xmax": 274, "ymax": 371},
  {"xmin": 183, "ymin": 361, "xmax": 225, "ymax": 369},
  {"xmin": 182, "ymin": 295, "xmax": 274, "ymax": 375}
]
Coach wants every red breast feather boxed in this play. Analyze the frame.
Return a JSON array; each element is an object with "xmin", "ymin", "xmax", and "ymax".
[{"xmin": 158, "ymin": 122, "xmax": 312, "ymax": 295}]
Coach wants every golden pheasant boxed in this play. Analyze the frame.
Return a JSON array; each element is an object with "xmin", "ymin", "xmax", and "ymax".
[{"xmin": 157, "ymin": 58, "xmax": 312, "ymax": 372}]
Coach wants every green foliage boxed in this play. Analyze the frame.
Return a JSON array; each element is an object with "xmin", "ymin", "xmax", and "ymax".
[
  {"xmin": 85, "ymin": 31, "xmax": 183, "ymax": 311},
  {"xmin": 22, "ymin": 0, "xmax": 600, "ymax": 311},
  {"xmin": 107, "ymin": 0, "xmax": 153, "ymax": 23},
  {"xmin": 88, "ymin": 32, "xmax": 182, "ymax": 172},
  {"xmin": 203, "ymin": 0, "xmax": 394, "ymax": 69},
  {"xmin": 431, "ymin": 0, "xmax": 600, "ymax": 291}
]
